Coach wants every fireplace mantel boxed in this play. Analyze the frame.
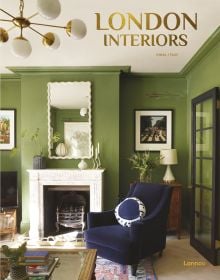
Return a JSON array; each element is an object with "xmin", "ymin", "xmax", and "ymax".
[{"xmin": 27, "ymin": 169, "xmax": 105, "ymax": 239}]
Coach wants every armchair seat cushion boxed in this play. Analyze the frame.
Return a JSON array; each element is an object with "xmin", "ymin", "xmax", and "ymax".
[
  {"xmin": 85, "ymin": 224, "xmax": 131, "ymax": 252},
  {"xmin": 114, "ymin": 197, "xmax": 146, "ymax": 227}
]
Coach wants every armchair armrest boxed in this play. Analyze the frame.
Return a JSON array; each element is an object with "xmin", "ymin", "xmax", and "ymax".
[
  {"xmin": 129, "ymin": 187, "xmax": 172, "ymax": 243},
  {"xmin": 87, "ymin": 210, "xmax": 118, "ymax": 228},
  {"xmin": 130, "ymin": 215, "xmax": 163, "ymax": 241}
]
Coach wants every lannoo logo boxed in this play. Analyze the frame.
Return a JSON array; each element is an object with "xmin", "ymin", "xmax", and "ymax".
[{"xmin": 95, "ymin": 12, "xmax": 198, "ymax": 47}]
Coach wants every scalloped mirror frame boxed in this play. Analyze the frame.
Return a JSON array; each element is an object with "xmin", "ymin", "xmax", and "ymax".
[{"xmin": 47, "ymin": 81, "xmax": 92, "ymax": 159}]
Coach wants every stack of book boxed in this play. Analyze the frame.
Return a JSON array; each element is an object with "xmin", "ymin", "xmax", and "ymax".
[{"xmin": 23, "ymin": 251, "xmax": 54, "ymax": 274}]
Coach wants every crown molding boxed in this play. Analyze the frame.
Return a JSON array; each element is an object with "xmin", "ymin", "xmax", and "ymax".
[
  {"xmin": 7, "ymin": 66, "xmax": 131, "ymax": 75},
  {"xmin": 181, "ymin": 26, "xmax": 220, "ymax": 75},
  {"xmin": 0, "ymin": 74, "xmax": 20, "ymax": 80}
]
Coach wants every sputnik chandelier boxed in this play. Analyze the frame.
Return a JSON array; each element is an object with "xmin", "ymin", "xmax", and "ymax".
[{"xmin": 0, "ymin": 0, "xmax": 87, "ymax": 58}]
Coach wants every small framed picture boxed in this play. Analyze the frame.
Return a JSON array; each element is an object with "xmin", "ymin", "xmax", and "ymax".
[
  {"xmin": 64, "ymin": 122, "xmax": 90, "ymax": 158},
  {"xmin": 135, "ymin": 109, "xmax": 173, "ymax": 151},
  {"xmin": 0, "ymin": 109, "xmax": 16, "ymax": 150}
]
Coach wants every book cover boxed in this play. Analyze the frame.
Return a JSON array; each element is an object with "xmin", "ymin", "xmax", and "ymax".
[
  {"xmin": 24, "ymin": 251, "xmax": 49, "ymax": 259},
  {"xmin": 26, "ymin": 257, "xmax": 56, "ymax": 274}
]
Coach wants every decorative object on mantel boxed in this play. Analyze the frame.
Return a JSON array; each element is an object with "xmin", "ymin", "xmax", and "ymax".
[
  {"xmin": 78, "ymin": 159, "xmax": 88, "ymax": 170},
  {"xmin": 55, "ymin": 142, "xmax": 67, "ymax": 157},
  {"xmin": 1, "ymin": 242, "xmax": 27, "ymax": 280},
  {"xmin": 160, "ymin": 149, "xmax": 178, "ymax": 183},
  {"xmin": 33, "ymin": 155, "xmax": 46, "ymax": 169},
  {"xmin": 22, "ymin": 128, "xmax": 46, "ymax": 169},
  {"xmin": 29, "ymin": 128, "xmax": 46, "ymax": 169},
  {"xmin": 80, "ymin": 107, "xmax": 88, "ymax": 117},
  {"xmin": 128, "ymin": 151, "xmax": 160, "ymax": 182},
  {"xmin": 92, "ymin": 142, "xmax": 101, "ymax": 169}
]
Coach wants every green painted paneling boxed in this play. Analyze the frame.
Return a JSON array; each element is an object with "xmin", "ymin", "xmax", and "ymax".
[
  {"xmin": 119, "ymin": 75, "xmax": 190, "ymax": 228},
  {"xmin": 18, "ymin": 71, "xmax": 120, "ymax": 231},
  {"xmin": 0, "ymin": 79, "xmax": 21, "ymax": 171},
  {"xmin": 0, "ymin": 77, "xmax": 22, "ymax": 226},
  {"xmin": 120, "ymin": 76, "xmax": 187, "ymax": 191}
]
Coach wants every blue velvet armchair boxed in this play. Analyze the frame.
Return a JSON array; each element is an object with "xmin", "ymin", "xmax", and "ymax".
[{"xmin": 84, "ymin": 182, "xmax": 172, "ymax": 276}]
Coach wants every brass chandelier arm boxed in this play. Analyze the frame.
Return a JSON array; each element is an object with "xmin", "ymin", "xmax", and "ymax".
[
  {"xmin": 28, "ymin": 25, "xmax": 50, "ymax": 40},
  {"xmin": 30, "ymin": 22, "xmax": 66, "ymax": 30},
  {"xmin": 6, "ymin": 13, "xmax": 39, "ymax": 33},
  {"xmin": 0, "ymin": 19, "xmax": 13, "ymax": 23},
  {"xmin": 0, "ymin": 8, "xmax": 15, "ymax": 19}
]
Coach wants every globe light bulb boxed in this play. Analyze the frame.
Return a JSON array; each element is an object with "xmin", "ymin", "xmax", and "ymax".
[
  {"xmin": 37, "ymin": 0, "xmax": 61, "ymax": 20},
  {"xmin": 66, "ymin": 19, "xmax": 87, "ymax": 39},
  {"xmin": 11, "ymin": 37, "xmax": 32, "ymax": 58}
]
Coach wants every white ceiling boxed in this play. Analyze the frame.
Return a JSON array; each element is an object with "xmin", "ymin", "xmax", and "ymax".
[{"xmin": 0, "ymin": 0, "xmax": 219, "ymax": 74}]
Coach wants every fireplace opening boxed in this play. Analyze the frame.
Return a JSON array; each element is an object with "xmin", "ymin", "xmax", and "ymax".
[{"xmin": 43, "ymin": 186, "xmax": 90, "ymax": 237}]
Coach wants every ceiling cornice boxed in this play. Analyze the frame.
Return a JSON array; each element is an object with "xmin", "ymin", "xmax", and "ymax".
[
  {"xmin": 7, "ymin": 66, "xmax": 131, "ymax": 75},
  {"xmin": 2, "ymin": 26, "xmax": 219, "ymax": 79},
  {"xmin": 181, "ymin": 26, "xmax": 220, "ymax": 75},
  {"xmin": 0, "ymin": 74, "xmax": 20, "ymax": 80}
]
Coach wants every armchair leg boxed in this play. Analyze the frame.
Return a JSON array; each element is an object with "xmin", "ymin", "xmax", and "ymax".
[
  {"xmin": 159, "ymin": 250, "xmax": 163, "ymax": 257},
  {"xmin": 131, "ymin": 263, "xmax": 138, "ymax": 276}
]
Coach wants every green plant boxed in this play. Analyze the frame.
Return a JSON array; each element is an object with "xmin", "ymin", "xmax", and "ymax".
[
  {"xmin": 1, "ymin": 242, "xmax": 26, "ymax": 265},
  {"xmin": 128, "ymin": 151, "xmax": 160, "ymax": 182},
  {"xmin": 51, "ymin": 131, "xmax": 61, "ymax": 144},
  {"xmin": 21, "ymin": 128, "xmax": 46, "ymax": 156},
  {"xmin": 30, "ymin": 128, "xmax": 43, "ymax": 156},
  {"xmin": 9, "ymin": 128, "xmax": 46, "ymax": 158}
]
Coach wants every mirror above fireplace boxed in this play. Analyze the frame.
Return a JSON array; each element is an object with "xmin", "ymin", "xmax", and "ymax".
[{"xmin": 47, "ymin": 81, "xmax": 92, "ymax": 159}]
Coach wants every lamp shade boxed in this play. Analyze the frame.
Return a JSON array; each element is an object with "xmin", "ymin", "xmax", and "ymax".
[
  {"xmin": 66, "ymin": 19, "xmax": 87, "ymax": 39},
  {"xmin": 11, "ymin": 37, "xmax": 32, "ymax": 58},
  {"xmin": 37, "ymin": 0, "xmax": 61, "ymax": 20},
  {"xmin": 160, "ymin": 149, "xmax": 178, "ymax": 165}
]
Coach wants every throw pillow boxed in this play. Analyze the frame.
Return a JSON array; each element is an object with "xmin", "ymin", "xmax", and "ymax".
[{"xmin": 114, "ymin": 197, "xmax": 146, "ymax": 227}]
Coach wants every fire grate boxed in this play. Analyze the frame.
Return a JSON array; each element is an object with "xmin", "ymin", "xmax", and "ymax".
[{"xmin": 55, "ymin": 192, "xmax": 86, "ymax": 233}]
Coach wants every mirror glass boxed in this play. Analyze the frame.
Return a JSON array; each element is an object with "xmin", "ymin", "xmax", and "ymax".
[{"xmin": 48, "ymin": 81, "xmax": 92, "ymax": 159}]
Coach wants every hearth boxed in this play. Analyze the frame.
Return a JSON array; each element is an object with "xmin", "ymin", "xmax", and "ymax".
[
  {"xmin": 28, "ymin": 169, "xmax": 104, "ymax": 239},
  {"xmin": 43, "ymin": 187, "xmax": 89, "ymax": 236}
]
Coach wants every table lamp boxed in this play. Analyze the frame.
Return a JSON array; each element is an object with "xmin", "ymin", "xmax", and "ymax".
[{"xmin": 160, "ymin": 149, "xmax": 178, "ymax": 183}]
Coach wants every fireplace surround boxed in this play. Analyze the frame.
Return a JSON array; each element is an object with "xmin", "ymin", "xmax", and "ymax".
[{"xmin": 28, "ymin": 169, "xmax": 104, "ymax": 239}]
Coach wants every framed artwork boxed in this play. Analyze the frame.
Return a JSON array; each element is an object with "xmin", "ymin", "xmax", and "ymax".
[
  {"xmin": 64, "ymin": 122, "xmax": 90, "ymax": 158},
  {"xmin": 0, "ymin": 109, "xmax": 16, "ymax": 150},
  {"xmin": 135, "ymin": 109, "xmax": 173, "ymax": 151}
]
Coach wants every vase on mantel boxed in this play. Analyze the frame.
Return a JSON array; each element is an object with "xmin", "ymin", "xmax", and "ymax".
[
  {"xmin": 33, "ymin": 155, "xmax": 46, "ymax": 169},
  {"xmin": 78, "ymin": 159, "xmax": 88, "ymax": 170},
  {"xmin": 55, "ymin": 143, "xmax": 67, "ymax": 157}
]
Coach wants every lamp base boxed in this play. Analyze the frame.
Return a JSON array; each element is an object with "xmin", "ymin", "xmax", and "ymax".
[{"xmin": 163, "ymin": 165, "xmax": 175, "ymax": 183}]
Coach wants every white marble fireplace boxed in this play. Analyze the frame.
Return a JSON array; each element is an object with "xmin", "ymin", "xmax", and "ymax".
[{"xmin": 27, "ymin": 169, "xmax": 104, "ymax": 239}]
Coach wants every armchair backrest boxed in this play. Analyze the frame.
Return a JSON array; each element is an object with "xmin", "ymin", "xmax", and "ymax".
[{"xmin": 127, "ymin": 183, "xmax": 170, "ymax": 214}]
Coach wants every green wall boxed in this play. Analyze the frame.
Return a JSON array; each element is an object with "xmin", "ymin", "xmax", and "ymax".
[
  {"xmin": 0, "ymin": 76, "xmax": 22, "ymax": 226},
  {"xmin": 119, "ymin": 75, "xmax": 189, "ymax": 226},
  {"xmin": 120, "ymin": 75, "xmax": 188, "ymax": 190},
  {"xmin": 16, "ymin": 69, "xmax": 121, "ymax": 231}
]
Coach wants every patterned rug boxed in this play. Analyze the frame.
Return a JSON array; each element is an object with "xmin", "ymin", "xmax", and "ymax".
[{"xmin": 95, "ymin": 257, "xmax": 157, "ymax": 280}]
